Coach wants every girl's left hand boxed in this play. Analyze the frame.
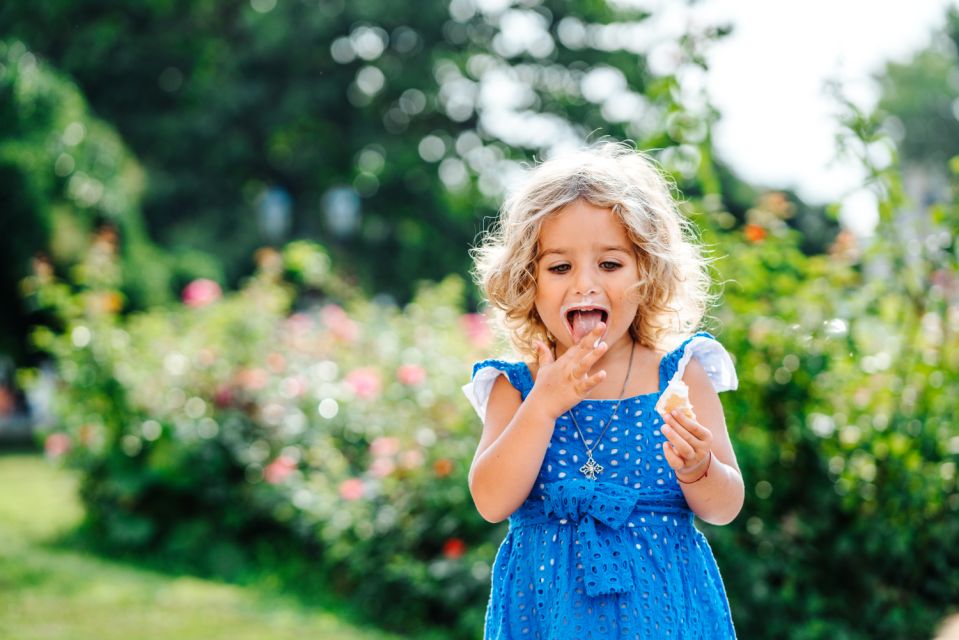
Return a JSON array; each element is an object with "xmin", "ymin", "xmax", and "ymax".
[{"xmin": 659, "ymin": 409, "xmax": 713, "ymax": 481}]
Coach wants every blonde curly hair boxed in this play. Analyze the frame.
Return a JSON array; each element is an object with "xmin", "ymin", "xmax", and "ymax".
[{"xmin": 470, "ymin": 140, "xmax": 720, "ymax": 362}]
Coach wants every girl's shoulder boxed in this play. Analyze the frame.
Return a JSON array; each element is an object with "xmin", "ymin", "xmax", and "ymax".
[
  {"xmin": 470, "ymin": 358, "xmax": 535, "ymax": 385},
  {"xmin": 462, "ymin": 358, "xmax": 535, "ymax": 423},
  {"xmin": 660, "ymin": 331, "xmax": 739, "ymax": 394}
]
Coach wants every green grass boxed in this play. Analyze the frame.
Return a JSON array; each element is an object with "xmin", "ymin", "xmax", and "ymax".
[{"xmin": 0, "ymin": 452, "xmax": 408, "ymax": 640}]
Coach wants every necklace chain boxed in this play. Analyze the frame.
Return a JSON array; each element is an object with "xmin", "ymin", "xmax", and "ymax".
[{"xmin": 566, "ymin": 340, "xmax": 635, "ymax": 480}]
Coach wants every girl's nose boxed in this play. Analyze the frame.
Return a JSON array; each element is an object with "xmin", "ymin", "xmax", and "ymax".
[{"xmin": 573, "ymin": 267, "xmax": 599, "ymax": 295}]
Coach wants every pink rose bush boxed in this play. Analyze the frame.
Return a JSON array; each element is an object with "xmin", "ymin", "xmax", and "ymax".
[
  {"xmin": 396, "ymin": 363, "xmax": 426, "ymax": 385},
  {"xmin": 319, "ymin": 304, "xmax": 359, "ymax": 342},
  {"xmin": 338, "ymin": 477, "xmax": 366, "ymax": 500},
  {"xmin": 181, "ymin": 278, "xmax": 222, "ymax": 307},
  {"xmin": 44, "ymin": 432, "xmax": 72, "ymax": 458},
  {"xmin": 264, "ymin": 455, "xmax": 297, "ymax": 484},
  {"xmin": 30, "ymin": 249, "xmax": 500, "ymax": 638},
  {"xmin": 344, "ymin": 367, "xmax": 381, "ymax": 399}
]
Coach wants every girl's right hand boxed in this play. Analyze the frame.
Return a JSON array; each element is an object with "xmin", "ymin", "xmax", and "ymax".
[{"xmin": 528, "ymin": 323, "xmax": 609, "ymax": 420}]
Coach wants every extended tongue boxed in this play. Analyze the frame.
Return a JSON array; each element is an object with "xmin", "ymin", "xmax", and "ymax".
[{"xmin": 570, "ymin": 310, "xmax": 604, "ymax": 344}]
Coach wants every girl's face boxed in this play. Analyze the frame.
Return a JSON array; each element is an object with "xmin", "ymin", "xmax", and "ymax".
[{"xmin": 533, "ymin": 199, "xmax": 641, "ymax": 357}]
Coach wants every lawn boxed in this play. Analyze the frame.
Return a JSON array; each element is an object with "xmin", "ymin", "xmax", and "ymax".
[{"xmin": 0, "ymin": 452, "xmax": 409, "ymax": 640}]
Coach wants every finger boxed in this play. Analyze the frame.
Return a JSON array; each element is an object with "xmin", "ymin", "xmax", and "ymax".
[
  {"xmin": 572, "ymin": 333, "xmax": 607, "ymax": 366},
  {"xmin": 663, "ymin": 414, "xmax": 705, "ymax": 450},
  {"xmin": 579, "ymin": 339, "xmax": 609, "ymax": 371},
  {"xmin": 569, "ymin": 343, "xmax": 607, "ymax": 382},
  {"xmin": 575, "ymin": 322, "xmax": 606, "ymax": 350},
  {"xmin": 670, "ymin": 411, "xmax": 714, "ymax": 447},
  {"xmin": 661, "ymin": 423, "xmax": 696, "ymax": 460},
  {"xmin": 688, "ymin": 419, "xmax": 713, "ymax": 444},
  {"xmin": 536, "ymin": 340, "xmax": 554, "ymax": 366},
  {"xmin": 568, "ymin": 356, "xmax": 592, "ymax": 384},
  {"xmin": 662, "ymin": 441, "xmax": 684, "ymax": 470},
  {"xmin": 660, "ymin": 407, "xmax": 695, "ymax": 426},
  {"xmin": 576, "ymin": 368, "xmax": 607, "ymax": 394}
]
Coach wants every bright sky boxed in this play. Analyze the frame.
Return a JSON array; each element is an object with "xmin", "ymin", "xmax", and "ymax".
[
  {"xmin": 466, "ymin": 0, "xmax": 957, "ymax": 237},
  {"xmin": 693, "ymin": 0, "xmax": 959, "ymax": 236}
]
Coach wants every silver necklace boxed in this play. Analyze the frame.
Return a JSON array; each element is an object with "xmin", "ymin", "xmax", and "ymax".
[{"xmin": 566, "ymin": 340, "xmax": 635, "ymax": 480}]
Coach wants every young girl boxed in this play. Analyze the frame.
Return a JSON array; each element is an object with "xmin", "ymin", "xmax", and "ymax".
[{"xmin": 462, "ymin": 141, "xmax": 744, "ymax": 639}]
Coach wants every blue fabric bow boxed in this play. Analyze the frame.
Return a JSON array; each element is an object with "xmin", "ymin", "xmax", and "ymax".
[{"xmin": 537, "ymin": 479, "xmax": 688, "ymax": 597}]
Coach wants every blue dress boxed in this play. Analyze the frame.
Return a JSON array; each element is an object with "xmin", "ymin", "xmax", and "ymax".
[{"xmin": 462, "ymin": 332, "xmax": 739, "ymax": 640}]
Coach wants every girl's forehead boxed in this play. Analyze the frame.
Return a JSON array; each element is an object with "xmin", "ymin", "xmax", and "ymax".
[{"xmin": 537, "ymin": 201, "xmax": 631, "ymax": 247}]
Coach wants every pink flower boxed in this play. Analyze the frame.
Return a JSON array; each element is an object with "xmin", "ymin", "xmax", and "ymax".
[
  {"xmin": 397, "ymin": 364, "xmax": 426, "ymax": 386},
  {"xmin": 370, "ymin": 457, "xmax": 396, "ymax": 478},
  {"xmin": 320, "ymin": 304, "xmax": 360, "ymax": 342},
  {"xmin": 339, "ymin": 477, "xmax": 365, "ymax": 501},
  {"xmin": 280, "ymin": 375, "xmax": 307, "ymax": 399},
  {"xmin": 460, "ymin": 313, "xmax": 492, "ymax": 347},
  {"xmin": 213, "ymin": 385, "xmax": 234, "ymax": 408},
  {"xmin": 197, "ymin": 347, "xmax": 218, "ymax": 367},
  {"xmin": 266, "ymin": 352, "xmax": 287, "ymax": 373},
  {"xmin": 285, "ymin": 312, "xmax": 314, "ymax": 334},
  {"xmin": 931, "ymin": 269, "xmax": 958, "ymax": 297},
  {"xmin": 345, "ymin": 367, "xmax": 381, "ymax": 399},
  {"xmin": 236, "ymin": 368, "xmax": 269, "ymax": 392},
  {"xmin": 182, "ymin": 279, "xmax": 222, "ymax": 307},
  {"xmin": 45, "ymin": 432, "xmax": 71, "ymax": 458},
  {"xmin": 264, "ymin": 455, "xmax": 297, "ymax": 484},
  {"xmin": 400, "ymin": 449, "xmax": 425, "ymax": 470},
  {"xmin": 443, "ymin": 538, "xmax": 467, "ymax": 559},
  {"xmin": 369, "ymin": 436, "xmax": 400, "ymax": 457}
]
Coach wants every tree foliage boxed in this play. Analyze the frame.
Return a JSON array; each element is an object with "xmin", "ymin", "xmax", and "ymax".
[
  {"xmin": 22, "ymin": 97, "xmax": 959, "ymax": 635},
  {"xmin": 0, "ymin": 39, "xmax": 197, "ymax": 363},
  {"xmin": 875, "ymin": 7, "xmax": 959, "ymax": 171},
  {"xmin": 0, "ymin": 0, "xmax": 737, "ymax": 300}
]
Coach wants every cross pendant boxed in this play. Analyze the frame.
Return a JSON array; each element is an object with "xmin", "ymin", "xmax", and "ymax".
[{"xmin": 579, "ymin": 455, "xmax": 604, "ymax": 480}]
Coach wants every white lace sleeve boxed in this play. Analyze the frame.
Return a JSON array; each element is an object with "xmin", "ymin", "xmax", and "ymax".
[
  {"xmin": 672, "ymin": 336, "xmax": 738, "ymax": 393},
  {"xmin": 461, "ymin": 365, "xmax": 510, "ymax": 423}
]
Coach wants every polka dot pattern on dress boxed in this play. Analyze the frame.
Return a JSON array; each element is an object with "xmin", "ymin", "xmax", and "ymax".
[{"xmin": 466, "ymin": 332, "xmax": 739, "ymax": 639}]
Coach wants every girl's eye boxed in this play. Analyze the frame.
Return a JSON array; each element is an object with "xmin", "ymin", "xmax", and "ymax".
[{"xmin": 547, "ymin": 262, "xmax": 621, "ymax": 273}]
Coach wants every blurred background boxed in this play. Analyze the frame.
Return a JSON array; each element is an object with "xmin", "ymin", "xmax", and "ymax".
[{"xmin": 1, "ymin": 0, "xmax": 959, "ymax": 638}]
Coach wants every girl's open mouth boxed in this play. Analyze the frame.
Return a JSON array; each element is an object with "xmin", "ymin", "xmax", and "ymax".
[{"xmin": 564, "ymin": 306, "xmax": 609, "ymax": 344}]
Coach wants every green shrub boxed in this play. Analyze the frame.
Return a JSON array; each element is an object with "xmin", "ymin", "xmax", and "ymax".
[
  {"xmin": 699, "ymin": 124, "xmax": 959, "ymax": 636},
  {"xmin": 20, "ymin": 141, "xmax": 959, "ymax": 639},
  {"xmin": 23, "ymin": 239, "xmax": 499, "ymax": 637},
  {"xmin": 1, "ymin": 39, "xmax": 226, "ymax": 364}
]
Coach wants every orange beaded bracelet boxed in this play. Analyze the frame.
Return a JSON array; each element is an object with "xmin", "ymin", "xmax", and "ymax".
[{"xmin": 677, "ymin": 450, "xmax": 713, "ymax": 484}]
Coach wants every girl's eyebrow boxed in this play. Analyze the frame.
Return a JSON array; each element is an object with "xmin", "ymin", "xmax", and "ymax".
[{"xmin": 538, "ymin": 245, "xmax": 632, "ymax": 260}]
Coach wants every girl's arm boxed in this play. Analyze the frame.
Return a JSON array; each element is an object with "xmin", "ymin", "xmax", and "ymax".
[
  {"xmin": 468, "ymin": 324, "xmax": 609, "ymax": 523},
  {"xmin": 467, "ymin": 374, "xmax": 558, "ymax": 523},
  {"xmin": 660, "ymin": 358, "xmax": 745, "ymax": 526}
]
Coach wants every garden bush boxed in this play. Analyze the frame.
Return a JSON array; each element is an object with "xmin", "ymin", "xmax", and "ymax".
[
  {"xmin": 22, "ymin": 238, "xmax": 500, "ymax": 637},
  {"xmin": 0, "ymin": 39, "xmax": 222, "ymax": 365},
  {"xmin": 20, "ymin": 126, "xmax": 959, "ymax": 638},
  {"xmin": 700, "ymin": 108, "xmax": 959, "ymax": 637}
]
